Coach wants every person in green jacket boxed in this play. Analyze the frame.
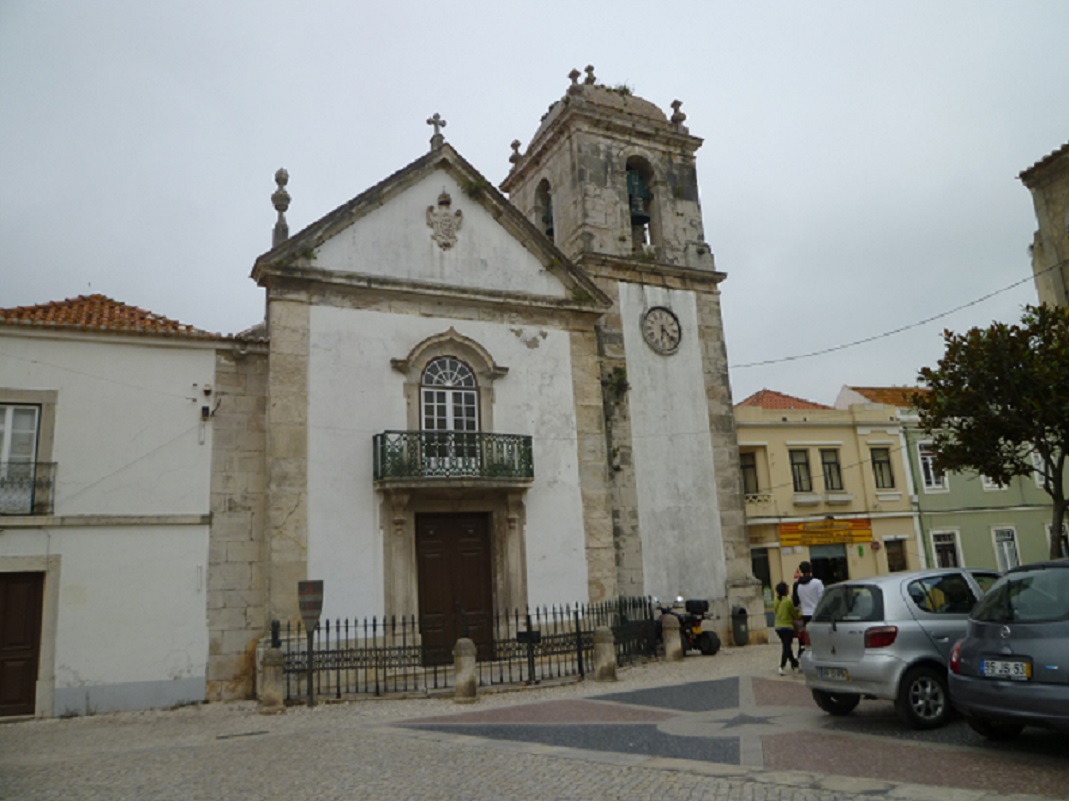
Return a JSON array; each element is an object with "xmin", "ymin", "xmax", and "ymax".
[{"xmin": 773, "ymin": 581, "xmax": 800, "ymax": 675}]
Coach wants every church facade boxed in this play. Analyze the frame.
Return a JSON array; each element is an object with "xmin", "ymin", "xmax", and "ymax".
[
  {"xmin": 204, "ymin": 68, "xmax": 756, "ymax": 699},
  {"xmin": 0, "ymin": 69, "xmax": 756, "ymax": 712}
]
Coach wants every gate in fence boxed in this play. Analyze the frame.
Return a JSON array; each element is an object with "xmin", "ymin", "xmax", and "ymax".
[{"xmin": 279, "ymin": 596, "xmax": 657, "ymax": 702}]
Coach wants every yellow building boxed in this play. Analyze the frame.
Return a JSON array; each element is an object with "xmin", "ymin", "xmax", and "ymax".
[{"xmin": 735, "ymin": 390, "xmax": 921, "ymax": 611}]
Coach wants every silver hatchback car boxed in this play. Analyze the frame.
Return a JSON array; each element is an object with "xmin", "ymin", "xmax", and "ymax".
[
  {"xmin": 801, "ymin": 567, "xmax": 999, "ymax": 729},
  {"xmin": 949, "ymin": 561, "xmax": 1069, "ymax": 738}
]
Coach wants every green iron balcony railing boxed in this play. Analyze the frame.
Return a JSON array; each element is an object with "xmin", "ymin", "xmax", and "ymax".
[
  {"xmin": 373, "ymin": 431, "xmax": 533, "ymax": 481},
  {"xmin": 0, "ymin": 461, "xmax": 56, "ymax": 515}
]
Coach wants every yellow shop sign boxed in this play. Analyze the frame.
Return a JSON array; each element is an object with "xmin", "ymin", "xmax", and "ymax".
[{"xmin": 779, "ymin": 519, "xmax": 872, "ymax": 547}]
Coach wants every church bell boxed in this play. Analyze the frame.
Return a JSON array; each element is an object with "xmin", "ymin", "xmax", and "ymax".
[
  {"xmin": 542, "ymin": 196, "xmax": 554, "ymax": 237},
  {"xmin": 626, "ymin": 170, "xmax": 651, "ymax": 226}
]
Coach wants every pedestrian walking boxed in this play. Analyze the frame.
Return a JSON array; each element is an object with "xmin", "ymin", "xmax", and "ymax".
[
  {"xmin": 773, "ymin": 581, "xmax": 800, "ymax": 675},
  {"xmin": 792, "ymin": 560, "xmax": 825, "ymax": 658}
]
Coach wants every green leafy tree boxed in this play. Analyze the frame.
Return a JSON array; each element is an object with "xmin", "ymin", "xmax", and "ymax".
[{"xmin": 914, "ymin": 304, "xmax": 1069, "ymax": 561}]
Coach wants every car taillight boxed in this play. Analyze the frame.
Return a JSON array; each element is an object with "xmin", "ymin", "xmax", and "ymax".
[
  {"xmin": 864, "ymin": 625, "xmax": 898, "ymax": 648},
  {"xmin": 949, "ymin": 638, "xmax": 963, "ymax": 674}
]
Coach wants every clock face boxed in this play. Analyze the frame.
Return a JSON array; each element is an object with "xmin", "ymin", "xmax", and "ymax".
[{"xmin": 641, "ymin": 306, "xmax": 681, "ymax": 354}]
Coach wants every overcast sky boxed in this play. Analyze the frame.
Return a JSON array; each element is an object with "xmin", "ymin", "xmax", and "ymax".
[{"xmin": 3, "ymin": 1, "xmax": 1068, "ymax": 406}]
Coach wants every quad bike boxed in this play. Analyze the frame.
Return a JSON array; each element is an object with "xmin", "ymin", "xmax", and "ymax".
[{"xmin": 656, "ymin": 597, "xmax": 721, "ymax": 656}]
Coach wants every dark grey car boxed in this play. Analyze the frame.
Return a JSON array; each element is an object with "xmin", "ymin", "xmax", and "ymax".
[
  {"xmin": 801, "ymin": 567, "xmax": 999, "ymax": 729},
  {"xmin": 949, "ymin": 560, "xmax": 1069, "ymax": 738}
]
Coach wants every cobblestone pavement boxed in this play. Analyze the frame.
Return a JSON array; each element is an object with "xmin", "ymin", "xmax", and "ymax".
[{"xmin": 1, "ymin": 643, "xmax": 1063, "ymax": 801}]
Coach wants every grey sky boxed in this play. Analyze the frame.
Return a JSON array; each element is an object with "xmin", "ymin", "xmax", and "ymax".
[{"xmin": 3, "ymin": 1, "xmax": 1067, "ymax": 406}]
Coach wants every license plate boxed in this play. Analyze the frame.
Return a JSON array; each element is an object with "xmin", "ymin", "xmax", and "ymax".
[
  {"xmin": 819, "ymin": 667, "xmax": 849, "ymax": 681},
  {"xmin": 981, "ymin": 658, "xmax": 1031, "ymax": 681}
]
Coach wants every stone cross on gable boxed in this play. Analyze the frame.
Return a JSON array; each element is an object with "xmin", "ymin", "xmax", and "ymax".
[{"xmin": 427, "ymin": 113, "xmax": 447, "ymax": 149}]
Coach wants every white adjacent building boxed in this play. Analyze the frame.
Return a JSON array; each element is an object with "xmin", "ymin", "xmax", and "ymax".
[{"xmin": 0, "ymin": 296, "xmax": 216, "ymax": 716}]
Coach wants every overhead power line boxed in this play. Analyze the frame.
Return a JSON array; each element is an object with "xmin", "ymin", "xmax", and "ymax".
[{"xmin": 730, "ymin": 267, "xmax": 1049, "ymax": 370}]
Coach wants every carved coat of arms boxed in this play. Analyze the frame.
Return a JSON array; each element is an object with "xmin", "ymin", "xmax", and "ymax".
[{"xmin": 427, "ymin": 190, "xmax": 463, "ymax": 250}]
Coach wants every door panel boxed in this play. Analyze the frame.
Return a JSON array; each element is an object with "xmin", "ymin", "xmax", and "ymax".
[
  {"xmin": 0, "ymin": 572, "xmax": 44, "ymax": 716},
  {"xmin": 416, "ymin": 514, "xmax": 492, "ymax": 665}
]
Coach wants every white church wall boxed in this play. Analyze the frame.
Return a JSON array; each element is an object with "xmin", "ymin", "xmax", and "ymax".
[
  {"xmin": 314, "ymin": 170, "xmax": 568, "ymax": 299},
  {"xmin": 618, "ymin": 283, "xmax": 727, "ymax": 602},
  {"xmin": 306, "ymin": 306, "xmax": 588, "ymax": 618}
]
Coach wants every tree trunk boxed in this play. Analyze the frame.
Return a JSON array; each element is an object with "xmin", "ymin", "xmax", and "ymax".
[{"xmin": 1050, "ymin": 498, "xmax": 1067, "ymax": 561}]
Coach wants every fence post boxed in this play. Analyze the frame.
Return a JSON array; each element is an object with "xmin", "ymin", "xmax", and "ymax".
[
  {"xmin": 662, "ymin": 612, "xmax": 684, "ymax": 662},
  {"xmin": 258, "ymin": 622, "xmax": 286, "ymax": 714},
  {"xmin": 593, "ymin": 626, "xmax": 617, "ymax": 682},
  {"xmin": 574, "ymin": 607, "xmax": 584, "ymax": 678},
  {"xmin": 453, "ymin": 637, "xmax": 478, "ymax": 703}
]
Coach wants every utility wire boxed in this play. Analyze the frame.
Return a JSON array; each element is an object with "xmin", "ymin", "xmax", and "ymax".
[{"xmin": 730, "ymin": 264, "xmax": 1053, "ymax": 370}]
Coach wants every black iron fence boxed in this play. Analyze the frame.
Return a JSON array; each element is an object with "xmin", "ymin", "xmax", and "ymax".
[
  {"xmin": 0, "ymin": 462, "xmax": 56, "ymax": 515},
  {"xmin": 278, "ymin": 596, "xmax": 656, "ymax": 702}
]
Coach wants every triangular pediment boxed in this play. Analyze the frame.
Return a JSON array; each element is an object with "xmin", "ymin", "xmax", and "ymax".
[{"xmin": 253, "ymin": 144, "xmax": 609, "ymax": 310}]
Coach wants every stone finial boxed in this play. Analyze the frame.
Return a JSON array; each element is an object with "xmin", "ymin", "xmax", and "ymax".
[
  {"xmin": 584, "ymin": 64, "xmax": 597, "ymax": 85},
  {"xmin": 271, "ymin": 168, "xmax": 290, "ymax": 248},
  {"xmin": 671, "ymin": 99, "xmax": 688, "ymax": 131},
  {"xmin": 567, "ymin": 68, "xmax": 582, "ymax": 94},
  {"xmin": 509, "ymin": 139, "xmax": 522, "ymax": 165},
  {"xmin": 427, "ymin": 112, "xmax": 447, "ymax": 149}
]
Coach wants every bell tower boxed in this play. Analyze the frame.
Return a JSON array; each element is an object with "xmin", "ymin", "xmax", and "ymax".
[
  {"xmin": 502, "ymin": 65, "xmax": 716, "ymax": 271},
  {"xmin": 501, "ymin": 66, "xmax": 758, "ymax": 629}
]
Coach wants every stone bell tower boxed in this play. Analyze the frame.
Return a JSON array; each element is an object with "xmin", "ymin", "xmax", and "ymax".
[
  {"xmin": 501, "ymin": 66, "xmax": 757, "ymax": 627},
  {"xmin": 502, "ymin": 65, "xmax": 716, "ymax": 272}
]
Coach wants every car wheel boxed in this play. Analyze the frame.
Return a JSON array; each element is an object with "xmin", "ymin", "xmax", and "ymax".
[
  {"xmin": 967, "ymin": 717, "xmax": 1025, "ymax": 740},
  {"xmin": 698, "ymin": 631, "xmax": 721, "ymax": 656},
  {"xmin": 811, "ymin": 688, "xmax": 861, "ymax": 715},
  {"xmin": 895, "ymin": 665, "xmax": 951, "ymax": 729}
]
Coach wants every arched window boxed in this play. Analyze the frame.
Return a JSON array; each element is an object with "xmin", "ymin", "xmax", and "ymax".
[
  {"xmin": 421, "ymin": 357, "xmax": 479, "ymax": 434},
  {"xmin": 534, "ymin": 179, "xmax": 554, "ymax": 240},
  {"xmin": 625, "ymin": 157, "xmax": 657, "ymax": 252},
  {"xmin": 421, "ymin": 356, "xmax": 479, "ymax": 469}
]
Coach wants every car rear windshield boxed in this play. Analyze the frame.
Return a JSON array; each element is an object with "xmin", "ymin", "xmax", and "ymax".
[
  {"xmin": 812, "ymin": 585, "xmax": 883, "ymax": 623},
  {"xmin": 972, "ymin": 568, "xmax": 1069, "ymax": 624}
]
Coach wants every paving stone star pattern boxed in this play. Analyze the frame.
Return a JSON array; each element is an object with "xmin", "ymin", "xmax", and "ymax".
[{"xmin": 2, "ymin": 643, "xmax": 1065, "ymax": 800}]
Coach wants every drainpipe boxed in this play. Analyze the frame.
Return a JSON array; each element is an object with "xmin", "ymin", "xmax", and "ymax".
[{"xmin": 900, "ymin": 419, "xmax": 927, "ymax": 569}]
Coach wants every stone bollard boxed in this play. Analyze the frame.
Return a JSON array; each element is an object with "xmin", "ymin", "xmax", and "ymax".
[
  {"xmin": 453, "ymin": 637, "xmax": 478, "ymax": 704},
  {"xmin": 258, "ymin": 647, "xmax": 286, "ymax": 715},
  {"xmin": 661, "ymin": 613, "xmax": 684, "ymax": 662},
  {"xmin": 593, "ymin": 625, "xmax": 617, "ymax": 682}
]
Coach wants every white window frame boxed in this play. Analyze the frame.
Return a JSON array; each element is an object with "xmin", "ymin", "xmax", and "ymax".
[
  {"xmin": 981, "ymin": 474, "xmax": 1007, "ymax": 492},
  {"xmin": 931, "ymin": 530, "xmax": 961, "ymax": 568},
  {"xmin": 420, "ymin": 357, "xmax": 480, "ymax": 472},
  {"xmin": 0, "ymin": 403, "xmax": 41, "ymax": 515},
  {"xmin": 992, "ymin": 527, "xmax": 1020, "ymax": 572},
  {"xmin": 918, "ymin": 442, "xmax": 948, "ymax": 493},
  {"xmin": 421, "ymin": 357, "xmax": 479, "ymax": 432},
  {"xmin": 1032, "ymin": 451, "xmax": 1046, "ymax": 489}
]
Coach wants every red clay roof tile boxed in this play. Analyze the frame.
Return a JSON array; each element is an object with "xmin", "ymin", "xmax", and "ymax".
[
  {"xmin": 735, "ymin": 389, "xmax": 831, "ymax": 410},
  {"xmin": 0, "ymin": 294, "xmax": 218, "ymax": 339}
]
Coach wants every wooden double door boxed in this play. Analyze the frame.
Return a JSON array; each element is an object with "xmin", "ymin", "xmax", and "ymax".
[
  {"xmin": 416, "ymin": 513, "xmax": 493, "ymax": 663},
  {"xmin": 0, "ymin": 572, "xmax": 43, "ymax": 716}
]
